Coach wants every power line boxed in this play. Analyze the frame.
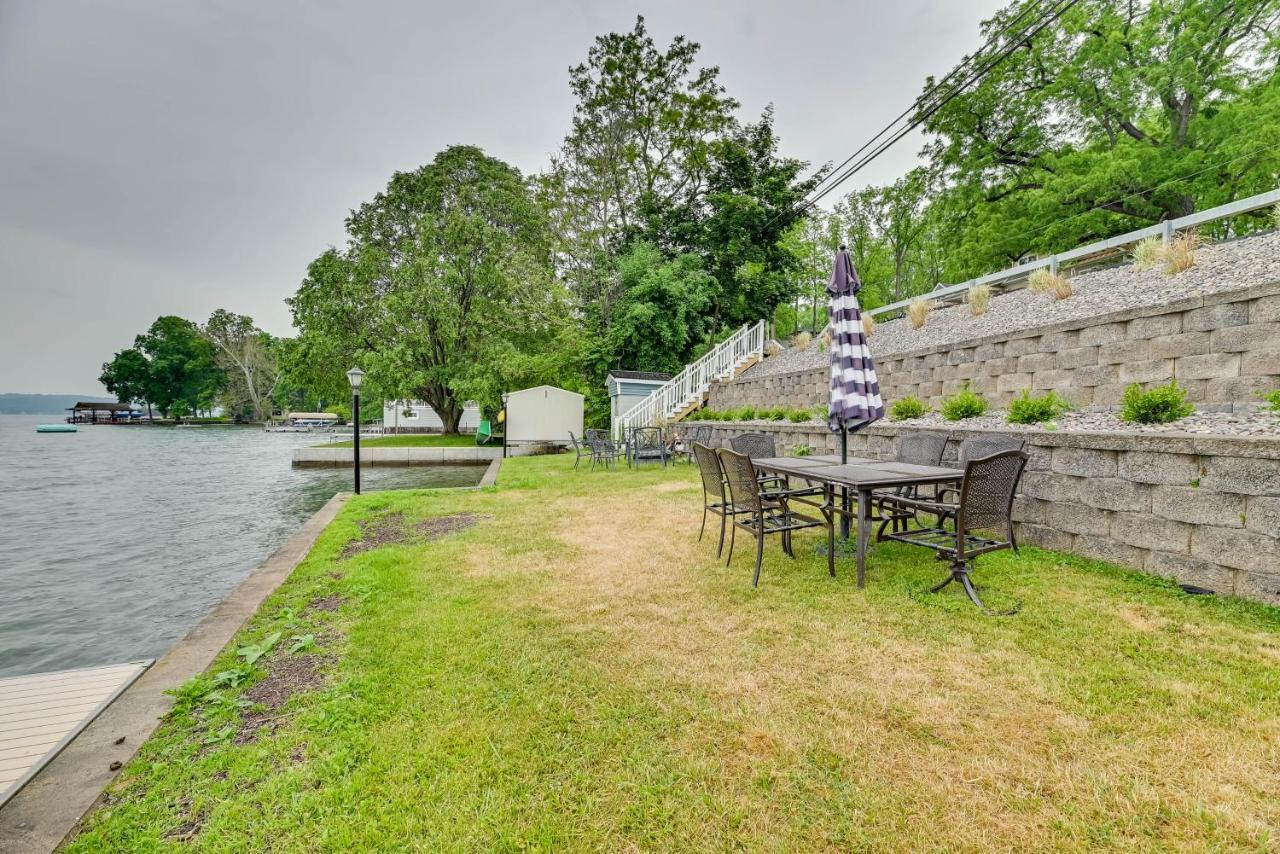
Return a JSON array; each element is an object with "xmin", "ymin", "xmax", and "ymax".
[
  {"xmin": 773, "ymin": 0, "xmax": 1079, "ymax": 231},
  {"xmin": 798, "ymin": 0, "xmax": 1050, "ymax": 204},
  {"xmin": 791, "ymin": 0, "xmax": 1080, "ymax": 221}
]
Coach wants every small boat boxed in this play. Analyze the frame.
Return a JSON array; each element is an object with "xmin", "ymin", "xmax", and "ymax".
[{"xmin": 37, "ymin": 424, "xmax": 77, "ymax": 433}]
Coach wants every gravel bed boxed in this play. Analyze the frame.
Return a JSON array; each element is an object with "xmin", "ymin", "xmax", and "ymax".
[
  {"xmin": 751, "ymin": 230, "xmax": 1280, "ymax": 379},
  {"xmin": 695, "ymin": 408, "xmax": 1280, "ymax": 437},
  {"xmin": 892, "ymin": 409, "xmax": 1280, "ymax": 437}
]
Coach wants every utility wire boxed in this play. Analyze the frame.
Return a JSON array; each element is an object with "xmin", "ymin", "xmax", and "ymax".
[
  {"xmin": 798, "ymin": 0, "xmax": 1049, "ymax": 203},
  {"xmin": 790, "ymin": 0, "xmax": 1080, "ymax": 221},
  {"xmin": 773, "ymin": 0, "xmax": 1079, "ymax": 231}
]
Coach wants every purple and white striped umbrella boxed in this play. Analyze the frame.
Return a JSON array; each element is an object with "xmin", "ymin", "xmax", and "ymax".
[{"xmin": 827, "ymin": 246, "xmax": 884, "ymax": 434}]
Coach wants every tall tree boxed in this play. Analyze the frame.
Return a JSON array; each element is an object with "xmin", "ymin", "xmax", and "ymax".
[
  {"xmin": 200, "ymin": 309, "xmax": 280, "ymax": 422},
  {"xmin": 921, "ymin": 0, "xmax": 1280, "ymax": 275},
  {"xmin": 99, "ymin": 348, "xmax": 154, "ymax": 418},
  {"xmin": 131, "ymin": 316, "xmax": 223, "ymax": 419},
  {"xmin": 289, "ymin": 145, "xmax": 559, "ymax": 433}
]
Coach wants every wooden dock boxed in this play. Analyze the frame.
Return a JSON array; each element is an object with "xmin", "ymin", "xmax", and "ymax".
[{"xmin": 0, "ymin": 661, "xmax": 150, "ymax": 807}]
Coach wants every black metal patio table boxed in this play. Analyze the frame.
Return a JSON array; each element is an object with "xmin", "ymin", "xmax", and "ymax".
[{"xmin": 751, "ymin": 457, "xmax": 964, "ymax": 588}]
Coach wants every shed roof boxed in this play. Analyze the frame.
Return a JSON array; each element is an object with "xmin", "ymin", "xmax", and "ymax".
[
  {"xmin": 606, "ymin": 370, "xmax": 672, "ymax": 382},
  {"xmin": 68, "ymin": 402, "xmax": 133, "ymax": 411}
]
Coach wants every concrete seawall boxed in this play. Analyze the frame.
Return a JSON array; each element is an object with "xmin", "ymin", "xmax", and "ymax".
[
  {"xmin": 292, "ymin": 444, "xmax": 562, "ymax": 467},
  {"xmin": 294, "ymin": 446, "xmax": 502, "ymax": 467}
]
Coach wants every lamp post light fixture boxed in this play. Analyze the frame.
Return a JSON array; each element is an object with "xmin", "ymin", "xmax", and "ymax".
[{"xmin": 346, "ymin": 367, "xmax": 365, "ymax": 495}]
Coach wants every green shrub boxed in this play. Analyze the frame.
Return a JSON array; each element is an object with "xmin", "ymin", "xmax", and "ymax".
[
  {"xmin": 761, "ymin": 406, "xmax": 787, "ymax": 421},
  {"xmin": 790, "ymin": 443, "xmax": 812, "ymax": 457},
  {"xmin": 940, "ymin": 384, "xmax": 988, "ymax": 421},
  {"xmin": 889, "ymin": 396, "xmax": 928, "ymax": 421},
  {"xmin": 733, "ymin": 406, "xmax": 757, "ymax": 421},
  {"xmin": 1007, "ymin": 389, "xmax": 1071, "ymax": 424},
  {"xmin": 787, "ymin": 408, "xmax": 812, "ymax": 423},
  {"xmin": 1120, "ymin": 380, "xmax": 1194, "ymax": 424},
  {"xmin": 1261, "ymin": 390, "xmax": 1280, "ymax": 412}
]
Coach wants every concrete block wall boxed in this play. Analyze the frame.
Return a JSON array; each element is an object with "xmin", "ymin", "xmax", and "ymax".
[
  {"xmin": 706, "ymin": 281, "xmax": 1280, "ymax": 413},
  {"xmin": 682, "ymin": 420, "xmax": 1280, "ymax": 606}
]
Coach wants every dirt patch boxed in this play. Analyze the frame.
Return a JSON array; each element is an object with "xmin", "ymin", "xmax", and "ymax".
[
  {"xmin": 340, "ymin": 512, "xmax": 409, "ymax": 558},
  {"xmin": 306, "ymin": 594, "xmax": 346, "ymax": 614},
  {"xmin": 416, "ymin": 512, "xmax": 484, "ymax": 540},
  {"xmin": 234, "ymin": 653, "xmax": 331, "ymax": 745},
  {"xmin": 341, "ymin": 512, "xmax": 485, "ymax": 558}
]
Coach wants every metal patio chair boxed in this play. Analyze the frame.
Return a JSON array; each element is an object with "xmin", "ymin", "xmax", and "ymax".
[
  {"xmin": 585, "ymin": 428, "xmax": 624, "ymax": 470},
  {"xmin": 717, "ymin": 448, "xmax": 832, "ymax": 587},
  {"xmin": 567, "ymin": 431, "xmax": 592, "ymax": 470},
  {"xmin": 693, "ymin": 442, "xmax": 734, "ymax": 558},
  {"xmin": 672, "ymin": 425, "xmax": 711, "ymax": 464},
  {"xmin": 875, "ymin": 432, "xmax": 949, "ymax": 537},
  {"xmin": 879, "ymin": 449, "xmax": 1029, "ymax": 614},
  {"xmin": 629, "ymin": 426, "xmax": 669, "ymax": 468}
]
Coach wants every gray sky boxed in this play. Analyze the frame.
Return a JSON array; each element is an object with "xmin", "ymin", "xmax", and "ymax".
[{"xmin": 0, "ymin": 0, "xmax": 1004, "ymax": 393}]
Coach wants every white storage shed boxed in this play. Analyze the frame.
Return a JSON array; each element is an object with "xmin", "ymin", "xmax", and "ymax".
[{"xmin": 503, "ymin": 386, "xmax": 584, "ymax": 446}]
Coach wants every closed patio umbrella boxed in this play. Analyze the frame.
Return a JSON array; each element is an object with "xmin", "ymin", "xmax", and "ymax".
[{"xmin": 827, "ymin": 245, "xmax": 883, "ymax": 535}]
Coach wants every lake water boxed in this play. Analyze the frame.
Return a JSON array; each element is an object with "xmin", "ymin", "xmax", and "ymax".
[{"xmin": 0, "ymin": 416, "xmax": 483, "ymax": 678}]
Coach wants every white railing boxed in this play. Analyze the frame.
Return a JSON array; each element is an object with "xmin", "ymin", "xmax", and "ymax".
[
  {"xmin": 613, "ymin": 320, "xmax": 766, "ymax": 436},
  {"xmin": 867, "ymin": 187, "xmax": 1280, "ymax": 318}
]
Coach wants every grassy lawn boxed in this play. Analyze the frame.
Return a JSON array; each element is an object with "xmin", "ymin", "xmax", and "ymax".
[
  {"xmin": 70, "ymin": 455, "xmax": 1280, "ymax": 851},
  {"xmin": 323, "ymin": 433, "xmax": 478, "ymax": 448}
]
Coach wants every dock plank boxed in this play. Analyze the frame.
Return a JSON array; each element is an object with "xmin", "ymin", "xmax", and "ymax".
[{"xmin": 0, "ymin": 661, "xmax": 150, "ymax": 807}]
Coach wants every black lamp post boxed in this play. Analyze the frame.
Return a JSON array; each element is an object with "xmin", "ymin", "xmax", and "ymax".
[{"xmin": 346, "ymin": 367, "xmax": 365, "ymax": 494}]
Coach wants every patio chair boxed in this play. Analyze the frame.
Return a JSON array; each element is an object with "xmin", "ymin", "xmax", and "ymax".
[
  {"xmin": 693, "ymin": 442, "xmax": 733, "ymax": 558},
  {"xmin": 671, "ymin": 425, "xmax": 710, "ymax": 464},
  {"xmin": 729, "ymin": 432, "xmax": 776, "ymax": 459},
  {"xmin": 875, "ymin": 432, "xmax": 949, "ymax": 537},
  {"xmin": 879, "ymin": 449, "xmax": 1029, "ymax": 614},
  {"xmin": 717, "ymin": 448, "xmax": 832, "ymax": 587},
  {"xmin": 585, "ymin": 428, "xmax": 624, "ymax": 470},
  {"xmin": 933, "ymin": 434, "xmax": 1028, "ymax": 514},
  {"xmin": 629, "ymin": 426, "xmax": 669, "ymax": 468},
  {"xmin": 567, "ymin": 431, "xmax": 592, "ymax": 470}
]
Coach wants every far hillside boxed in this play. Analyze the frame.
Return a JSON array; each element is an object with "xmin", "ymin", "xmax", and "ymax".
[{"xmin": 0, "ymin": 393, "xmax": 113, "ymax": 415}]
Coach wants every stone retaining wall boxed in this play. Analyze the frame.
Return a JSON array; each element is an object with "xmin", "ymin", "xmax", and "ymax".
[
  {"xmin": 707, "ymin": 280, "xmax": 1280, "ymax": 413},
  {"xmin": 683, "ymin": 420, "xmax": 1280, "ymax": 605}
]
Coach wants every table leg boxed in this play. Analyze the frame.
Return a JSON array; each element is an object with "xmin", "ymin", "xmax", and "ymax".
[{"xmin": 856, "ymin": 489, "xmax": 869, "ymax": 588}]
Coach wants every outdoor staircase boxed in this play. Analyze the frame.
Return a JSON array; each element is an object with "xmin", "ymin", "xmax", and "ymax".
[{"xmin": 612, "ymin": 320, "xmax": 766, "ymax": 436}]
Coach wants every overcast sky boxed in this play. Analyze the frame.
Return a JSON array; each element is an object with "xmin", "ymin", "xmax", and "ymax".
[{"xmin": 0, "ymin": 0, "xmax": 1005, "ymax": 394}]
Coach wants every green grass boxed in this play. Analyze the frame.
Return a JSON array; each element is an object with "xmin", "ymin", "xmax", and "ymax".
[
  {"xmin": 69, "ymin": 456, "xmax": 1280, "ymax": 851},
  {"xmin": 323, "ymin": 433, "xmax": 478, "ymax": 448}
]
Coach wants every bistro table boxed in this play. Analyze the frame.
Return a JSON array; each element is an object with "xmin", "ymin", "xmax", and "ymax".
[{"xmin": 752, "ymin": 456, "xmax": 964, "ymax": 587}]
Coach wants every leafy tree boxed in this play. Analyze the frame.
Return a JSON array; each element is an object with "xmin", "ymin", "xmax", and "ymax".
[
  {"xmin": 921, "ymin": 0, "xmax": 1280, "ymax": 275},
  {"xmin": 289, "ymin": 145, "xmax": 559, "ymax": 433},
  {"xmin": 200, "ymin": 309, "xmax": 280, "ymax": 422},
  {"xmin": 99, "ymin": 348, "xmax": 153, "ymax": 418},
  {"xmin": 606, "ymin": 242, "xmax": 715, "ymax": 375},
  {"xmin": 131, "ymin": 316, "xmax": 222, "ymax": 419}
]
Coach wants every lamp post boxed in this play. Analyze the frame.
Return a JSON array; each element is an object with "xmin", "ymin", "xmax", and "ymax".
[{"xmin": 346, "ymin": 367, "xmax": 365, "ymax": 494}]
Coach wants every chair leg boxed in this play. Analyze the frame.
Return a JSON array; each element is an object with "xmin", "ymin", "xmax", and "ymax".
[
  {"xmin": 826, "ymin": 510, "xmax": 836, "ymax": 577},
  {"xmin": 725, "ymin": 523, "xmax": 736, "ymax": 566},
  {"xmin": 716, "ymin": 512, "xmax": 727, "ymax": 558},
  {"xmin": 699, "ymin": 504, "xmax": 707, "ymax": 542},
  {"xmin": 751, "ymin": 530, "xmax": 765, "ymax": 587}
]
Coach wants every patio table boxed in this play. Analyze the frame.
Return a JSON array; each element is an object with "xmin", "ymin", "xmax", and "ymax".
[{"xmin": 752, "ymin": 457, "xmax": 963, "ymax": 587}]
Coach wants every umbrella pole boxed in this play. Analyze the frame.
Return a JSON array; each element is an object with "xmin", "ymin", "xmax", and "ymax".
[{"xmin": 840, "ymin": 423, "xmax": 851, "ymax": 540}]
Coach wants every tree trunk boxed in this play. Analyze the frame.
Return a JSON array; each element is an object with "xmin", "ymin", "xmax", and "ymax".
[{"xmin": 421, "ymin": 385, "xmax": 463, "ymax": 435}]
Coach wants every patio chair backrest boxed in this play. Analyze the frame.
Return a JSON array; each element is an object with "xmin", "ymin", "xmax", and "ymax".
[
  {"xmin": 958, "ymin": 435, "xmax": 1026, "ymax": 465},
  {"xmin": 631, "ymin": 426, "xmax": 664, "ymax": 452},
  {"xmin": 897, "ymin": 432, "xmax": 947, "ymax": 466},
  {"xmin": 957, "ymin": 450, "xmax": 1028, "ymax": 535},
  {"xmin": 684, "ymin": 425, "xmax": 712, "ymax": 448},
  {"xmin": 692, "ymin": 442, "xmax": 724, "ymax": 499},
  {"xmin": 717, "ymin": 448, "xmax": 763, "ymax": 514},
  {"xmin": 568, "ymin": 431, "xmax": 584, "ymax": 452},
  {"xmin": 730, "ymin": 432, "xmax": 775, "ymax": 460}
]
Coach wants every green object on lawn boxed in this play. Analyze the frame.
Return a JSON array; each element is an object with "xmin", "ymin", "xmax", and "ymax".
[{"xmin": 475, "ymin": 419, "xmax": 503, "ymax": 445}]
